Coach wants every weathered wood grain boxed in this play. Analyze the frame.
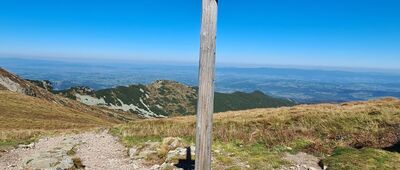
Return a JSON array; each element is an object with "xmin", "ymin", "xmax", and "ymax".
[{"xmin": 195, "ymin": 0, "xmax": 218, "ymax": 169}]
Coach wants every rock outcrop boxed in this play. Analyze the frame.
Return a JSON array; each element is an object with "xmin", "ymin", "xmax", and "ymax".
[
  {"xmin": 128, "ymin": 137, "xmax": 192, "ymax": 170},
  {"xmin": 282, "ymin": 152, "xmax": 324, "ymax": 170},
  {"xmin": 22, "ymin": 138, "xmax": 80, "ymax": 170}
]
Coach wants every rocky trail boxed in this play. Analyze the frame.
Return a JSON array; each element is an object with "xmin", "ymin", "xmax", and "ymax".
[
  {"xmin": 0, "ymin": 130, "xmax": 147, "ymax": 170},
  {"xmin": 0, "ymin": 130, "xmax": 324, "ymax": 170}
]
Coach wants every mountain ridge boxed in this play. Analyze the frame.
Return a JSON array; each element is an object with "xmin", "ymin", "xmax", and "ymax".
[{"xmin": 56, "ymin": 80, "xmax": 295, "ymax": 118}]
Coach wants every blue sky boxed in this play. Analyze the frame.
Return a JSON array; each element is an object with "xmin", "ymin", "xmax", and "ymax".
[{"xmin": 0, "ymin": 0, "xmax": 399, "ymax": 69}]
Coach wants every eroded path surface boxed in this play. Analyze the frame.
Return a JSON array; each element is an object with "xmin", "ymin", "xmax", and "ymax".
[
  {"xmin": 0, "ymin": 130, "xmax": 147, "ymax": 170},
  {"xmin": 76, "ymin": 131, "xmax": 145, "ymax": 170}
]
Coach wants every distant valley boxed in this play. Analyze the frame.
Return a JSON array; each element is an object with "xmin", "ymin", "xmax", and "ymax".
[{"xmin": 2, "ymin": 57, "xmax": 400, "ymax": 103}]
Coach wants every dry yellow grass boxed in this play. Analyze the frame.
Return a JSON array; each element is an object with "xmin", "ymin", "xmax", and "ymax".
[
  {"xmin": 0, "ymin": 90, "xmax": 118, "ymax": 149},
  {"xmin": 113, "ymin": 98, "xmax": 400, "ymax": 153},
  {"xmin": 0, "ymin": 91, "xmax": 115, "ymax": 130}
]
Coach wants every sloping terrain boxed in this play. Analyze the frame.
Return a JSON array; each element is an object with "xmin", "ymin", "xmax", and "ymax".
[
  {"xmin": 57, "ymin": 80, "xmax": 295, "ymax": 118},
  {"xmin": 0, "ymin": 68, "xmax": 52, "ymax": 99},
  {"xmin": 26, "ymin": 79, "xmax": 53, "ymax": 91},
  {"xmin": 111, "ymin": 98, "xmax": 400, "ymax": 148},
  {"xmin": 0, "ymin": 90, "xmax": 114, "ymax": 130},
  {"xmin": 0, "ymin": 68, "xmax": 144, "ymax": 169},
  {"xmin": 0, "ymin": 68, "xmax": 136, "ymax": 150},
  {"xmin": 112, "ymin": 98, "xmax": 400, "ymax": 169},
  {"xmin": 0, "ymin": 83, "xmax": 6, "ymax": 90},
  {"xmin": 0, "ymin": 90, "xmax": 117, "ymax": 151},
  {"xmin": 214, "ymin": 90, "xmax": 294, "ymax": 112},
  {"xmin": 0, "ymin": 68, "xmax": 136, "ymax": 122}
]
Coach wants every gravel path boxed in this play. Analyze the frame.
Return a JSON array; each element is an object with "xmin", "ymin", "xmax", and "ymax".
[
  {"xmin": 0, "ymin": 130, "xmax": 147, "ymax": 170},
  {"xmin": 76, "ymin": 130, "xmax": 146, "ymax": 170}
]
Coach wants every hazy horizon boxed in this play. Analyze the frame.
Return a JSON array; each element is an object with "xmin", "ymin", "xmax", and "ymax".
[
  {"xmin": 1, "ymin": 55, "xmax": 400, "ymax": 75},
  {"xmin": 2, "ymin": 57, "xmax": 400, "ymax": 103}
]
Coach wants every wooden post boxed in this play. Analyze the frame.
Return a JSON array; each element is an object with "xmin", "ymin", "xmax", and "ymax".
[{"xmin": 195, "ymin": 0, "xmax": 218, "ymax": 169}]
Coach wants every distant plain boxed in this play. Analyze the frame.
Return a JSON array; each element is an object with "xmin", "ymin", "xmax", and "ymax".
[{"xmin": 1, "ymin": 57, "xmax": 400, "ymax": 103}]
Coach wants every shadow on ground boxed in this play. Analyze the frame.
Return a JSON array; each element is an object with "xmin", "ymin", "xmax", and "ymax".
[
  {"xmin": 384, "ymin": 141, "xmax": 400, "ymax": 153},
  {"xmin": 174, "ymin": 147, "xmax": 195, "ymax": 170}
]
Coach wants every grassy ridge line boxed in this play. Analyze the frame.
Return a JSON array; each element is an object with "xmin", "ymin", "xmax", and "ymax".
[{"xmin": 113, "ymin": 98, "xmax": 400, "ymax": 152}]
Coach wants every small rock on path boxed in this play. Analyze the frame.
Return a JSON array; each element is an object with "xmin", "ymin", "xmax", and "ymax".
[{"xmin": 282, "ymin": 152, "xmax": 323, "ymax": 170}]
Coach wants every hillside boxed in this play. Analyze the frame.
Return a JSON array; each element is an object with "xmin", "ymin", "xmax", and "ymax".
[
  {"xmin": 112, "ymin": 98, "xmax": 400, "ymax": 169},
  {"xmin": 56, "ymin": 80, "xmax": 295, "ymax": 118},
  {"xmin": 0, "ymin": 84, "xmax": 6, "ymax": 90},
  {"xmin": 0, "ymin": 90, "xmax": 113, "ymax": 130},
  {"xmin": 214, "ymin": 90, "xmax": 294, "ymax": 112},
  {"xmin": 0, "ymin": 68, "xmax": 136, "ymax": 150},
  {"xmin": 0, "ymin": 68, "xmax": 136, "ymax": 122},
  {"xmin": 0, "ymin": 90, "xmax": 119, "ymax": 150}
]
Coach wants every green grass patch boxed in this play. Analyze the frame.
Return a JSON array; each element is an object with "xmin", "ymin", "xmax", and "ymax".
[
  {"xmin": 288, "ymin": 138, "xmax": 313, "ymax": 151},
  {"xmin": 323, "ymin": 147, "xmax": 400, "ymax": 170},
  {"xmin": 0, "ymin": 140, "xmax": 21, "ymax": 150},
  {"xmin": 213, "ymin": 142, "xmax": 289, "ymax": 170},
  {"xmin": 0, "ymin": 131, "xmax": 42, "ymax": 150}
]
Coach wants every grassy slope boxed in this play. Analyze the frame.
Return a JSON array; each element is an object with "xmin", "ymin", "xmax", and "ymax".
[
  {"xmin": 0, "ymin": 90, "xmax": 116, "ymax": 149},
  {"xmin": 0, "ymin": 91, "xmax": 113, "ymax": 129},
  {"xmin": 112, "ymin": 98, "xmax": 400, "ymax": 169},
  {"xmin": 214, "ymin": 91, "xmax": 295, "ymax": 113},
  {"xmin": 323, "ymin": 147, "xmax": 400, "ymax": 170}
]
